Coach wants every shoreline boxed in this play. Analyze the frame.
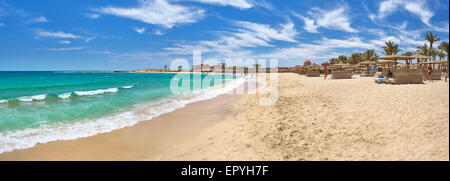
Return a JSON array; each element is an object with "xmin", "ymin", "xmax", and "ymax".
[
  {"xmin": 1, "ymin": 73, "xmax": 448, "ymax": 161},
  {"xmin": 0, "ymin": 76, "xmax": 249, "ymax": 160},
  {"xmin": 0, "ymin": 89, "xmax": 243, "ymax": 160}
]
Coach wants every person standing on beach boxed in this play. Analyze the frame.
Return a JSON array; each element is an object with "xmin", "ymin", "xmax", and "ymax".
[
  {"xmin": 371, "ymin": 65, "xmax": 376, "ymax": 76},
  {"xmin": 324, "ymin": 66, "xmax": 328, "ymax": 79},
  {"xmin": 427, "ymin": 64, "xmax": 433, "ymax": 83}
]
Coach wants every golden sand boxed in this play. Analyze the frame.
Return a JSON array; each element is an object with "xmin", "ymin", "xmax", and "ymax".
[{"xmin": 159, "ymin": 73, "xmax": 449, "ymax": 161}]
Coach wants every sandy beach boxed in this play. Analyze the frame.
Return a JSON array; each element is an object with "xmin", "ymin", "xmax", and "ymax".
[
  {"xmin": 0, "ymin": 73, "xmax": 448, "ymax": 161},
  {"xmin": 159, "ymin": 73, "xmax": 449, "ymax": 161},
  {"xmin": 0, "ymin": 91, "xmax": 240, "ymax": 161}
]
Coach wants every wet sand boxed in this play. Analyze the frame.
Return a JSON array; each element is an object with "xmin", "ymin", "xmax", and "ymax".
[{"xmin": 0, "ymin": 92, "xmax": 240, "ymax": 161}]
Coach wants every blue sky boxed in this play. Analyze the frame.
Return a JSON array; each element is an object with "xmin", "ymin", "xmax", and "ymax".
[{"xmin": 0, "ymin": 0, "xmax": 448, "ymax": 71}]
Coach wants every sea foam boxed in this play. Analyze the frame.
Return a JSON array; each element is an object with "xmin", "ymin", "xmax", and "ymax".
[
  {"xmin": 74, "ymin": 88, "xmax": 118, "ymax": 96},
  {"xmin": 122, "ymin": 85, "xmax": 134, "ymax": 89},
  {"xmin": 0, "ymin": 100, "xmax": 7, "ymax": 104},
  {"xmin": 0, "ymin": 77, "xmax": 247, "ymax": 154},
  {"xmin": 58, "ymin": 92, "xmax": 72, "ymax": 99},
  {"xmin": 17, "ymin": 94, "xmax": 47, "ymax": 102}
]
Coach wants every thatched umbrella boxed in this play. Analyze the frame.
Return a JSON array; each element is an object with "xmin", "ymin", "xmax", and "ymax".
[
  {"xmin": 410, "ymin": 53, "xmax": 431, "ymax": 65},
  {"xmin": 377, "ymin": 55, "xmax": 414, "ymax": 69},
  {"xmin": 360, "ymin": 61, "xmax": 376, "ymax": 65},
  {"xmin": 331, "ymin": 63, "xmax": 350, "ymax": 70},
  {"xmin": 378, "ymin": 60, "xmax": 395, "ymax": 69},
  {"xmin": 304, "ymin": 60, "xmax": 312, "ymax": 66},
  {"xmin": 423, "ymin": 61, "xmax": 446, "ymax": 70},
  {"xmin": 321, "ymin": 62, "xmax": 330, "ymax": 66}
]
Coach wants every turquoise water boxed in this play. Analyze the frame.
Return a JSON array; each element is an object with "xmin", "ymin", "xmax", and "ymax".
[{"xmin": 0, "ymin": 71, "xmax": 243, "ymax": 153}]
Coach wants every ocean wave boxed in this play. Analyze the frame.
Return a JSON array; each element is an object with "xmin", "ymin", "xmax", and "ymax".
[
  {"xmin": 17, "ymin": 94, "xmax": 47, "ymax": 102},
  {"xmin": 58, "ymin": 92, "xmax": 72, "ymax": 99},
  {"xmin": 0, "ymin": 100, "xmax": 7, "ymax": 104},
  {"xmin": 74, "ymin": 88, "xmax": 118, "ymax": 96},
  {"xmin": 122, "ymin": 85, "xmax": 134, "ymax": 89},
  {"xmin": 0, "ymin": 77, "xmax": 247, "ymax": 154}
]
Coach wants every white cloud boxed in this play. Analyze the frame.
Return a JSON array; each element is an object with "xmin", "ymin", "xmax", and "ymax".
[
  {"xmin": 41, "ymin": 47, "xmax": 85, "ymax": 51},
  {"xmin": 85, "ymin": 37, "xmax": 96, "ymax": 43},
  {"xmin": 372, "ymin": 0, "xmax": 434, "ymax": 27},
  {"xmin": 57, "ymin": 40, "xmax": 71, "ymax": 44},
  {"xmin": 165, "ymin": 21, "xmax": 298, "ymax": 55},
  {"xmin": 259, "ymin": 37, "xmax": 375, "ymax": 59},
  {"xmin": 294, "ymin": 6, "xmax": 357, "ymax": 33},
  {"xmin": 134, "ymin": 27, "xmax": 146, "ymax": 34},
  {"xmin": 28, "ymin": 16, "xmax": 50, "ymax": 23},
  {"xmin": 97, "ymin": 0, "xmax": 204, "ymax": 28},
  {"xmin": 189, "ymin": 0, "xmax": 253, "ymax": 9},
  {"xmin": 155, "ymin": 30, "xmax": 163, "ymax": 35},
  {"xmin": 235, "ymin": 21, "xmax": 298, "ymax": 42},
  {"xmin": 84, "ymin": 13, "xmax": 100, "ymax": 19},
  {"xmin": 36, "ymin": 31, "xmax": 82, "ymax": 39}
]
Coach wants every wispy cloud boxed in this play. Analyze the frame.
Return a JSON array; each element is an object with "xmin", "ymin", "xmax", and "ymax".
[
  {"xmin": 28, "ymin": 16, "xmax": 50, "ymax": 23},
  {"xmin": 155, "ymin": 30, "xmax": 163, "ymax": 35},
  {"xmin": 96, "ymin": 0, "xmax": 204, "ymax": 28},
  {"xmin": 84, "ymin": 13, "xmax": 100, "ymax": 19},
  {"xmin": 259, "ymin": 36, "xmax": 375, "ymax": 59},
  {"xmin": 134, "ymin": 27, "xmax": 146, "ymax": 34},
  {"xmin": 189, "ymin": 0, "xmax": 253, "ymax": 9},
  {"xmin": 36, "ymin": 31, "xmax": 82, "ymax": 39},
  {"xmin": 0, "ymin": 1, "xmax": 29, "ymax": 17},
  {"xmin": 40, "ymin": 47, "xmax": 85, "ymax": 51},
  {"xmin": 165, "ymin": 20, "xmax": 298, "ymax": 55},
  {"xmin": 294, "ymin": 5, "xmax": 357, "ymax": 33},
  {"xmin": 57, "ymin": 40, "xmax": 71, "ymax": 44},
  {"xmin": 0, "ymin": 22, "xmax": 4, "ymax": 27},
  {"xmin": 370, "ymin": 0, "xmax": 434, "ymax": 27}
]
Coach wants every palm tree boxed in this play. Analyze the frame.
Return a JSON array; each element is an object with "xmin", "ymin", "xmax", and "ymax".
[
  {"xmin": 349, "ymin": 53, "xmax": 361, "ymax": 64},
  {"xmin": 439, "ymin": 41, "xmax": 449, "ymax": 72},
  {"xmin": 362, "ymin": 49, "xmax": 375, "ymax": 62},
  {"xmin": 424, "ymin": 32, "xmax": 440, "ymax": 52},
  {"xmin": 438, "ymin": 51, "xmax": 446, "ymax": 61},
  {"xmin": 382, "ymin": 41, "xmax": 402, "ymax": 55},
  {"xmin": 402, "ymin": 51, "xmax": 414, "ymax": 56},
  {"xmin": 417, "ymin": 44, "xmax": 430, "ymax": 62},
  {"xmin": 329, "ymin": 58, "xmax": 338, "ymax": 64},
  {"xmin": 337, "ymin": 55, "xmax": 347, "ymax": 64},
  {"xmin": 163, "ymin": 65, "xmax": 168, "ymax": 71},
  {"xmin": 429, "ymin": 48, "xmax": 439, "ymax": 61},
  {"xmin": 438, "ymin": 41, "xmax": 449, "ymax": 61}
]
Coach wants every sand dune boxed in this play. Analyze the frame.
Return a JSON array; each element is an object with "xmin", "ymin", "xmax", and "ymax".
[{"xmin": 160, "ymin": 73, "xmax": 449, "ymax": 161}]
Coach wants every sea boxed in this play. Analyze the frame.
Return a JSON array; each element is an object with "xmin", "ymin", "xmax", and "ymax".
[{"xmin": 0, "ymin": 71, "xmax": 245, "ymax": 154}]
